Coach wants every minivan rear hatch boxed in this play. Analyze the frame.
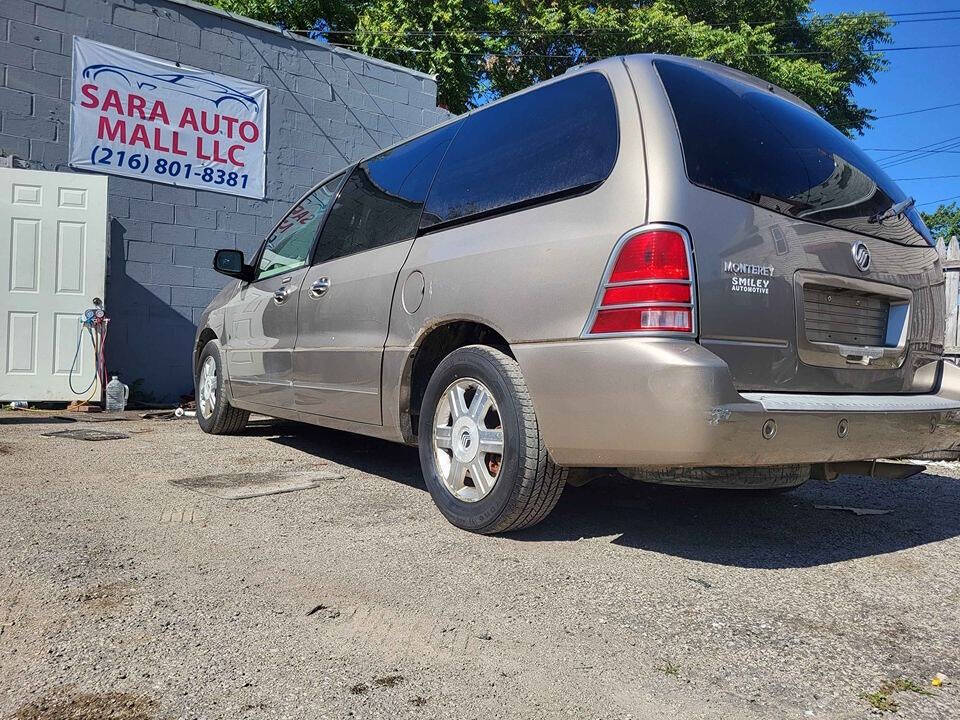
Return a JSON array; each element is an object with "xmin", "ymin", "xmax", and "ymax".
[{"xmin": 649, "ymin": 58, "xmax": 943, "ymax": 394}]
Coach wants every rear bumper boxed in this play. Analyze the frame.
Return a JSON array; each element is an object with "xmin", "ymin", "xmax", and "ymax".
[{"xmin": 512, "ymin": 338, "xmax": 960, "ymax": 467}]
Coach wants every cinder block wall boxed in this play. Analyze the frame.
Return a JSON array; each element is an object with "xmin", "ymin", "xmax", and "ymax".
[{"xmin": 0, "ymin": 0, "xmax": 449, "ymax": 401}]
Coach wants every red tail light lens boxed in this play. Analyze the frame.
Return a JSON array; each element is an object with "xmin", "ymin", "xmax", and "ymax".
[
  {"xmin": 587, "ymin": 227, "xmax": 695, "ymax": 336},
  {"xmin": 609, "ymin": 230, "xmax": 689, "ymax": 283}
]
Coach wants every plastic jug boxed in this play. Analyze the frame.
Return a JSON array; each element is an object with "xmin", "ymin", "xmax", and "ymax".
[{"xmin": 105, "ymin": 376, "xmax": 129, "ymax": 412}]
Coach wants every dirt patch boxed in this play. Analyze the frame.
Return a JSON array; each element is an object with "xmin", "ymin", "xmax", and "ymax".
[
  {"xmin": 75, "ymin": 582, "xmax": 130, "ymax": 611},
  {"xmin": 374, "ymin": 675, "xmax": 405, "ymax": 688},
  {"xmin": 14, "ymin": 691, "xmax": 156, "ymax": 720},
  {"xmin": 350, "ymin": 683, "xmax": 369, "ymax": 695},
  {"xmin": 0, "ymin": 442, "xmax": 11, "ymax": 455}
]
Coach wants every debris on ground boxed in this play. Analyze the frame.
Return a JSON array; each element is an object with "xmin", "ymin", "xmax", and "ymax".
[
  {"xmin": 932, "ymin": 672, "xmax": 950, "ymax": 687},
  {"xmin": 41, "ymin": 429, "xmax": 130, "ymax": 442},
  {"xmin": 169, "ymin": 470, "xmax": 342, "ymax": 500},
  {"xmin": 814, "ymin": 505, "xmax": 891, "ymax": 516}
]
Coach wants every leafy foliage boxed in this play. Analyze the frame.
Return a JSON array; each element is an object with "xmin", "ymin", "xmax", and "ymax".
[
  {"xmin": 921, "ymin": 203, "xmax": 960, "ymax": 241},
  {"xmin": 206, "ymin": 0, "xmax": 892, "ymax": 133}
]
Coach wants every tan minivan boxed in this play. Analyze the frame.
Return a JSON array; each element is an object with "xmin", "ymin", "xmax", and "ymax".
[{"xmin": 195, "ymin": 54, "xmax": 960, "ymax": 533}]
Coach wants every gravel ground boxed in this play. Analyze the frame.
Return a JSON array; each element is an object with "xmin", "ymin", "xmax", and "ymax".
[{"xmin": 1, "ymin": 410, "xmax": 959, "ymax": 720}]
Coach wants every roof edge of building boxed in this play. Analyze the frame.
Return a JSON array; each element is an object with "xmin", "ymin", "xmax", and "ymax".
[{"xmin": 163, "ymin": 0, "xmax": 438, "ymax": 82}]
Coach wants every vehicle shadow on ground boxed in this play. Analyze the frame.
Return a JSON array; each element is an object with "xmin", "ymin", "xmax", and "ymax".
[{"xmin": 255, "ymin": 420, "xmax": 960, "ymax": 569}]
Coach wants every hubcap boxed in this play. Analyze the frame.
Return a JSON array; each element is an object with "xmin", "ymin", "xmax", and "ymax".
[
  {"xmin": 198, "ymin": 356, "xmax": 217, "ymax": 419},
  {"xmin": 432, "ymin": 378, "xmax": 504, "ymax": 502}
]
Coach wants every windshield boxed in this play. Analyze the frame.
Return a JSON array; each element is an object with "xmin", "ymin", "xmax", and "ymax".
[{"xmin": 655, "ymin": 60, "xmax": 933, "ymax": 246}]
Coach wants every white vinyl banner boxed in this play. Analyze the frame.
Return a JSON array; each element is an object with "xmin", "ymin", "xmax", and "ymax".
[{"xmin": 70, "ymin": 38, "xmax": 267, "ymax": 198}]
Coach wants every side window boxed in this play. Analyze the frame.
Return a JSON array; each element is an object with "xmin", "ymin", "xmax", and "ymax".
[
  {"xmin": 313, "ymin": 121, "xmax": 461, "ymax": 264},
  {"xmin": 256, "ymin": 175, "xmax": 342, "ymax": 281},
  {"xmin": 420, "ymin": 72, "xmax": 618, "ymax": 230}
]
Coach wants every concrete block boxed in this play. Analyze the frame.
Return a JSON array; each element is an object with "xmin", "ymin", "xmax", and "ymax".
[
  {"xmin": 219, "ymin": 56, "xmax": 257, "ymax": 81},
  {"xmin": 173, "ymin": 245, "xmax": 215, "ymax": 268},
  {"xmin": 8, "ymin": 21, "xmax": 61, "ymax": 53},
  {"xmin": 200, "ymin": 29, "xmax": 239, "ymax": 59},
  {"xmin": 152, "ymin": 222, "xmax": 196, "ymax": 246},
  {"xmin": 178, "ymin": 43, "xmax": 220, "ymax": 72},
  {"xmin": 296, "ymin": 75, "xmax": 333, "ymax": 102},
  {"xmin": 108, "ymin": 175, "xmax": 153, "ymax": 200},
  {"xmin": 130, "ymin": 201, "xmax": 174, "ymax": 223},
  {"xmin": 394, "ymin": 71, "xmax": 423, "ymax": 92},
  {"xmin": 363, "ymin": 61, "xmax": 396, "ymax": 85},
  {"xmin": 193, "ymin": 267, "xmax": 226, "ymax": 289},
  {"xmin": 35, "ymin": 0, "xmax": 66, "ymax": 9},
  {"xmin": 123, "ymin": 260, "xmax": 152, "ymax": 283},
  {"xmin": 150, "ymin": 263, "xmax": 195, "ymax": 287},
  {"xmin": 0, "ymin": 87, "xmax": 32, "ymax": 116},
  {"xmin": 197, "ymin": 190, "xmax": 237, "ymax": 212},
  {"xmin": 34, "ymin": 6, "xmax": 87, "ymax": 35},
  {"xmin": 195, "ymin": 228, "xmax": 235, "ymax": 249},
  {"xmin": 33, "ymin": 48, "xmax": 71, "ymax": 76},
  {"xmin": 58, "ymin": 0, "xmax": 110, "ymax": 22},
  {"xmin": 222, "ymin": 211, "xmax": 257, "ymax": 234},
  {"xmin": 139, "ymin": 283, "xmax": 172, "ymax": 304},
  {"xmin": 172, "ymin": 285, "xmax": 218, "ymax": 308},
  {"xmin": 127, "ymin": 240, "xmax": 174, "ymax": 264},
  {"xmin": 33, "ymin": 93, "xmax": 69, "ymax": 123},
  {"xmin": 112, "ymin": 6, "xmax": 157, "ymax": 35},
  {"xmin": 6, "ymin": 66, "xmax": 60, "ymax": 97},
  {"xmin": 0, "ymin": 41, "xmax": 33, "ymax": 68},
  {"xmin": 391, "ymin": 102, "xmax": 423, "ymax": 125},
  {"xmin": 108, "ymin": 195, "xmax": 130, "ymax": 218},
  {"xmin": 175, "ymin": 205, "xmax": 217, "ymax": 229},
  {"xmin": 2, "ymin": 114, "xmax": 57, "ymax": 141},
  {"xmin": 152, "ymin": 184, "xmax": 196, "ymax": 206},
  {"xmin": 134, "ymin": 32, "xmax": 179, "ymax": 62},
  {"xmin": 27, "ymin": 138, "xmax": 67, "ymax": 167},
  {"xmin": 0, "ymin": 0, "xmax": 33, "ymax": 23},
  {"xmin": 86, "ymin": 20, "xmax": 135, "ymax": 49},
  {"xmin": 158, "ymin": 18, "xmax": 199, "ymax": 47},
  {"xmin": 375, "ymin": 82, "xmax": 409, "ymax": 104}
]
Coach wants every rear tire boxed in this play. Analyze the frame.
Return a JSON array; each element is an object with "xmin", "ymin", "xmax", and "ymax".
[
  {"xmin": 195, "ymin": 339, "xmax": 249, "ymax": 435},
  {"xmin": 418, "ymin": 345, "xmax": 566, "ymax": 534}
]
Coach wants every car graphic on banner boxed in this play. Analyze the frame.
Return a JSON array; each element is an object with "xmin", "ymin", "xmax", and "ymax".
[{"xmin": 69, "ymin": 37, "xmax": 268, "ymax": 199}]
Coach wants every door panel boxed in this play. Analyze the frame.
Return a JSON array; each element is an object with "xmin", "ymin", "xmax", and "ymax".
[
  {"xmin": 295, "ymin": 240, "xmax": 413, "ymax": 423},
  {"xmin": 0, "ymin": 169, "xmax": 107, "ymax": 401},
  {"xmin": 223, "ymin": 268, "xmax": 306, "ymax": 408}
]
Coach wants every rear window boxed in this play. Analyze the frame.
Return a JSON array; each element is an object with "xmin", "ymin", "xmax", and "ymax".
[
  {"xmin": 421, "ymin": 71, "xmax": 618, "ymax": 230},
  {"xmin": 655, "ymin": 60, "xmax": 933, "ymax": 246}
]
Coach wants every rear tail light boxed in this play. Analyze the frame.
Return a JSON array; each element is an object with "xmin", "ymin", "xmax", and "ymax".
[{"xmin": 584, "ymin": 226, "xmax": 695, "ymax": 336}]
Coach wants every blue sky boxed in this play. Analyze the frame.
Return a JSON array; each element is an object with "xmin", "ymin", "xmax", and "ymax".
[{"xmin": 816, "ymin": 0, "xmax": 960, "ymax": 211}]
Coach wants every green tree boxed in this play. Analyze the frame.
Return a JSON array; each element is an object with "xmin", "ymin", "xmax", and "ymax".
[
  {"xmin": 921, "ymin": 203, "xmax": 960, "ymax": 241},
  {"xmin": 204, "ymin": 1, "xmax": 891, "ymax": 132}
]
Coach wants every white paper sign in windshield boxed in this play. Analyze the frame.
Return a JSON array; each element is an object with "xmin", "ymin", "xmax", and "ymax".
[{"xmin": 70, "ymin": 38, "xmax": 267, "ymax": 198}]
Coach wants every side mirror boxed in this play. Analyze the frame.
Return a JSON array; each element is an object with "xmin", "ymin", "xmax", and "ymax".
[{"xmin": 213, "ymin": 249, "xmax": 252, "ymax": 281}]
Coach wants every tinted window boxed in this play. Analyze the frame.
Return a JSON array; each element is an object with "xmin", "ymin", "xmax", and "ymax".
[
  {"xmin": 655, "ymin": 60, "xmax": 932, "ymax": 246},
  {"xmin": 256, "ymin": 174, "xmax": 342, "ymax": 280},
  {"xmin": 421, "ymin": 72, "xmax": 618, "ymax": 230},
  {"xmin": 313, "ymin": 122, "xmax": 461, "ymax": 263}
]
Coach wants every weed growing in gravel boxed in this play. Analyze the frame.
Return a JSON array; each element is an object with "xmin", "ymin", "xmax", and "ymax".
[
  {"xmin": 657, "ymin": 661, "xmax": 681, "ymax": 678},
  {"xmin": 863, "ymin": 677, "xmax": 935, "ymax": 712},
  {"xmin": 862, "ymin": 690, "xmax": 897, "ymax": 712},
  {"xmin": 888, "ymin": 678, "xmax": 933, "ymax": 696}
]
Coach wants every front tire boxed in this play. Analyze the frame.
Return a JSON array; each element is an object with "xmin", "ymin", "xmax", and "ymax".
[
  {"xmin": 418, "ymin": 345, "xmax": 566, "ymax": 534},
  {"xmin": 195, "ymin": 339, "xmax": 249, "ymax": 435}
]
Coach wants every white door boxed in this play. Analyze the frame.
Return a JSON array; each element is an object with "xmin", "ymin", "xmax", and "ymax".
[{"xmin": 0, "ymin": 169, "xmax": 107, "ymax": 401}]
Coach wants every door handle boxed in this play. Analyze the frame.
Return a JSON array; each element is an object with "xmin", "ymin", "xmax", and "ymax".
[
  {"xmin": 273, "ymin": 287, "xmax": 290, "ymax": 304},
  {"xmin": 310, "ymin": 277, "xmax": 331, "ymax": 298}
]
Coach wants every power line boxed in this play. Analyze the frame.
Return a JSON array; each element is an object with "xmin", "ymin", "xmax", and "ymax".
[
  {"xmin": 875, "ymin": 101, "xmax": 960, "ymax": 119},
  {"xmin": 918, "ymin": 194, "xmax": 960, "ymax": 208},
  {"xmin": 880, "ymin": 139, "xmax": 960, "ymax": 170},
  {"xmin": 866, "ymin": 148, "xmax": 960, "ymax": 153},
  {"xmin": 874, "ymin": 135, "xmax": 960, "ymax": 164},
  {"xmin": 892, "ymin": 174, "xmax": 960, "ymax": 181}
]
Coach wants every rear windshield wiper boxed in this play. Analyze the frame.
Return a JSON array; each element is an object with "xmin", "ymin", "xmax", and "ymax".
[{"xmin": 869, "ymin": 196, "xmax": 915, "ymax": 224}]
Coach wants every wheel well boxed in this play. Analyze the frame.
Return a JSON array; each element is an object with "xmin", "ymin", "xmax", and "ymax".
[
  {"xmin": 195, "ymin": 328, "xmax": 217, "ymax": 373},
  {"xmin": 407, "ymin": 321, "xmax": 513, "ymax": 436}
]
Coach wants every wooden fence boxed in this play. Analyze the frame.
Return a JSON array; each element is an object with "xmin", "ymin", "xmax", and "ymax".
[{"xmin": 936, "ymin": 236, "xmax": 960, "ymax": 361}]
